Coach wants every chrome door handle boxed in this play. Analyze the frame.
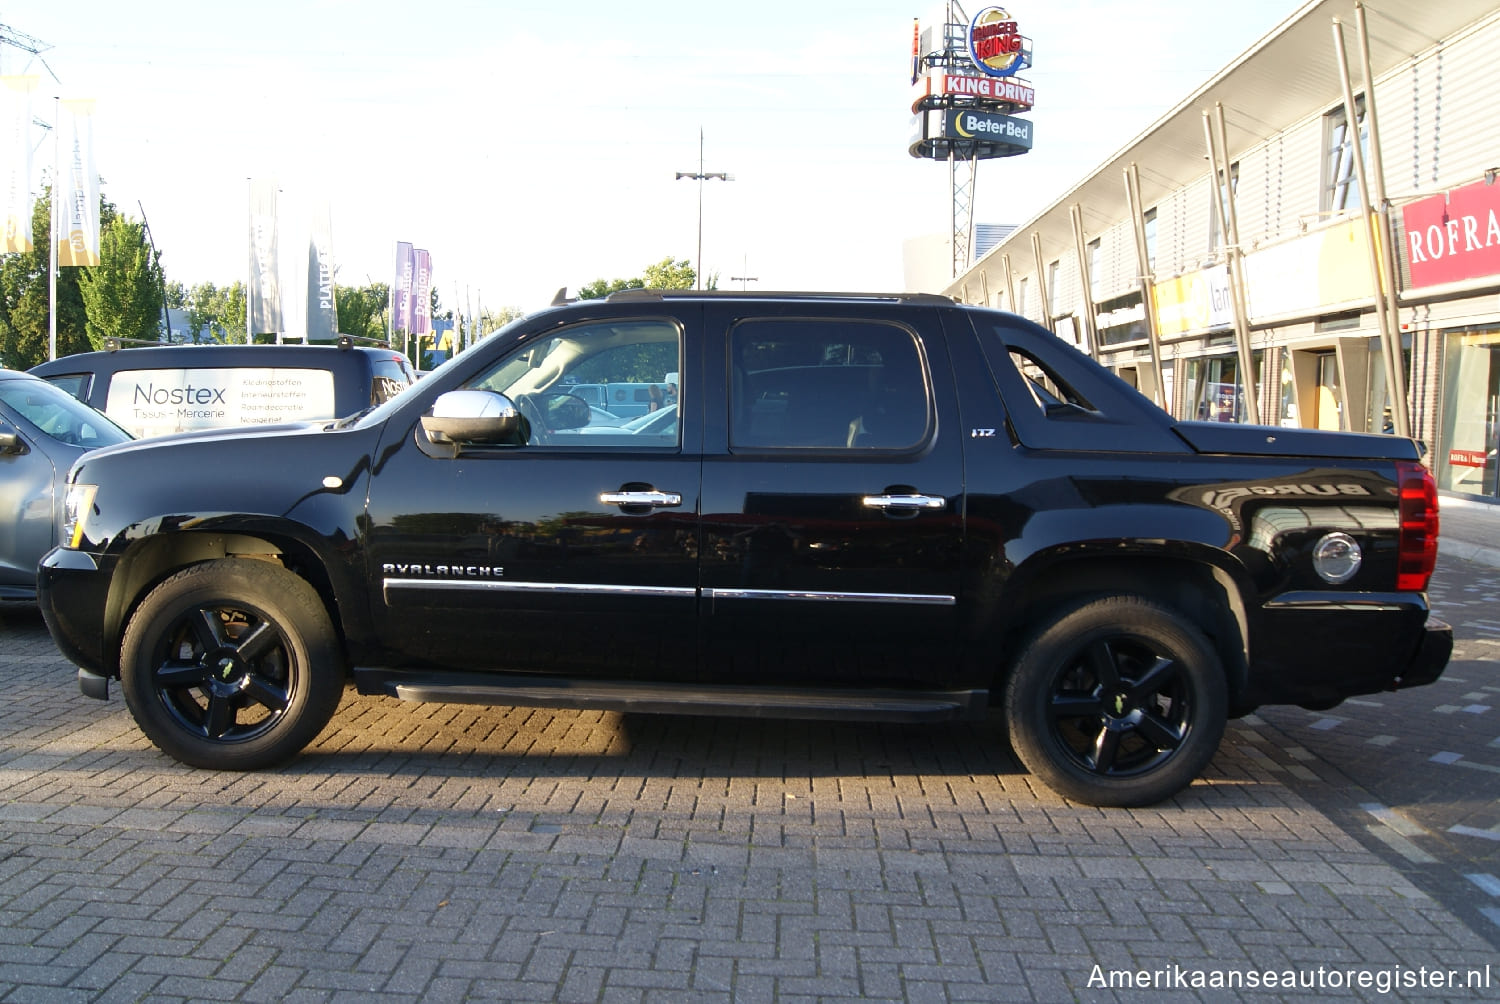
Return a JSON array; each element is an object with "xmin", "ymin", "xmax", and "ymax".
[
  {"xmin": 862, "ymin": 493, "xmax": 946, "ymax": 511},
  {"xmin": 600, "ymin": 491, "xmax": 682, "ymax": 508}
]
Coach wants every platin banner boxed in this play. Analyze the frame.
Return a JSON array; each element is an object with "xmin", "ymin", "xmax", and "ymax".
[
  {"xmin": 247, "ymin": 179, "xmax": 284, "ymax": 336},
  {"xmin": 0, "ymin": 76, "xmax": 37, "ymax": 254},
  {"xmin": 393, "ymin": 241, "xmax": 415, "ymax": 334},
  {"xmin": 305, "ymin": 202, "xmax": 337, "ymax": 342},
  {"xmin": 413, "ymin": 249, "xmax": 432, "ymax": 336},
  {"xmin": 57, "ymin": 99, "xmax": 100, "ymax": 267}
]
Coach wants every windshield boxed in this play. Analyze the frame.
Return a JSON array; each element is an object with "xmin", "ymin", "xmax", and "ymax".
[{"xmin": 0, "ymin": 376, "xmax": 132, "ymax": 447}]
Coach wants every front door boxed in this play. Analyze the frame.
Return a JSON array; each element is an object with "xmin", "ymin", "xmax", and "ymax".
[
  {"xmin": 366, "ymin": 312, "xmax": 702, "ymax": 681},
  {"xmin": 698, "ymin": 306, "xmax": 965, "ymax": 689}
]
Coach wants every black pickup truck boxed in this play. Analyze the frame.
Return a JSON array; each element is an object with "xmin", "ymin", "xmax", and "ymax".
[{"xmin": 38, "ymin": 291, "xmax": 1451, "ymax": 806}]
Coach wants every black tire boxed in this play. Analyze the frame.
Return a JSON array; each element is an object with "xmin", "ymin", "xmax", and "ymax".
[
  {"xmin": 1004, "ymin": 595, "xmax": 1228, "ymax": 807},
  {"xmin": 119, "ymin": 558, "xmax": 345, "ymax": 770}
]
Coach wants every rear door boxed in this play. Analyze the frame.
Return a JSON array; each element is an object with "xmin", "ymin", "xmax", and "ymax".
[{"xmin": 698, "ymin": 303, "xmax": 965, "ymax": 689}]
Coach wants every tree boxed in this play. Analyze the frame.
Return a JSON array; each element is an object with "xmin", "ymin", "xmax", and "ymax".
[
  {"xmin": 180, "ymin": 281, "xmax": 247, "ymax": 343},
  {"xmin": 335, "ymin": 282, "xmax": 389, "ymax": 344},
  {"xmin": 79, "ymin": 216, "xmax": 165, "ymax": 349},
  {"xmin": 642, "ymin": 257, "xmax": 697, "ymax": 290},
  {"xmin": 0, "ymin": 187, "xmax": 103, "ymax": 368},
  {"xmin": 576, "ymin": 256, "xmax": 697, "ymax": 300}
]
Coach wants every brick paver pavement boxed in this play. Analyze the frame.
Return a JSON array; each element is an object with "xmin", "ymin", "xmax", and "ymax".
[{"xmin": 2, "ymin": 594, "xmax": 1496, "ymax": 1002}]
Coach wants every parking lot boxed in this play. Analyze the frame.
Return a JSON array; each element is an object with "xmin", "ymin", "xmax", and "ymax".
[{"xmin": 2, "ymin": 557, "xmax": 1498, "ymax": 1002}]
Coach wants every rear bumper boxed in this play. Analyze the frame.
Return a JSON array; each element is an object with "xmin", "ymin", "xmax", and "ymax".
[
  {"xmin": 1246, "ymin": 591, "xmax": 1452, "ymax": 707},
  {"xmin": 1393, "ymin": 617, "xmax": 1452, "ymax": 689}
]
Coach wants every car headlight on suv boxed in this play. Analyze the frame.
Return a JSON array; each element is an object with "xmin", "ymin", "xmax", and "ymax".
[{"xmin": 61, "ymin": 484, "xmax": 98, "ymax": 549}]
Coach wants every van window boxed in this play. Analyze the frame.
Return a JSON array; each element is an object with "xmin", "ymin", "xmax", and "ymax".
[{"xmin": 104, "ymin": 367, "xmax": 338, "ymax": 439}]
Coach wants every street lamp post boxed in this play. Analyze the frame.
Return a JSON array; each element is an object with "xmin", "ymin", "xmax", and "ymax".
[{"xmin": 674, "ymin": 129, "xmax": 732, "ymax": 290}]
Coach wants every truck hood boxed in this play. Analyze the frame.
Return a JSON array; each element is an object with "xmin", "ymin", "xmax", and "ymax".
[
  {"xmin": 81, "ymin": 420, "xmax": 331, "ymax": 460},
  {"xmin": 1172, "ymin": 421, "xmax": 1421, "ymax": 461}
]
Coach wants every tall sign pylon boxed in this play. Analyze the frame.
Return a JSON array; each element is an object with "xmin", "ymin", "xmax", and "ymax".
[{"xmin": 908, "ymin": 4, "xmax": 1035, "ymax": 278}]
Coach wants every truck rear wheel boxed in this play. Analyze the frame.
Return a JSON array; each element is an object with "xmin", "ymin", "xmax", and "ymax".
[
  {"xmin": 120, "ymin": 558, "xmax": 344, "ymax": 770},
  {"xmin": 1004, "ymin": 595, "xmax": 1227, "ymax": 807}
]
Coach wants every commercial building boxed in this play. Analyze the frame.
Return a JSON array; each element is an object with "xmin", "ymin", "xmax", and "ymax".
[{"xmin": 938, "ymin": 0, "xmax": 1500, "ymax": 502}]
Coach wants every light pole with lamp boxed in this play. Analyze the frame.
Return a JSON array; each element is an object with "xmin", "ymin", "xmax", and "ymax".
[{"xmin": 674, "ymin": 129, "xmax": 732, "ymax": 290}]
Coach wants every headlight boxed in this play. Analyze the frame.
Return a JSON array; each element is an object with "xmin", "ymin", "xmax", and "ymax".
[{"xmin": 61, "ymin": 484, "xmax": 98, "ymax": 549}]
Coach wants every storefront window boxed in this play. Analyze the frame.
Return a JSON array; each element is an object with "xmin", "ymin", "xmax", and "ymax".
[
  {"xmin": 1181, "ymin": 351, "xmax": 1262, "ymax": 423},
  {"xmin": 1439, "ymin": 329, "xmax": 1499, "ymax": 498},
  {"xmin": 1366, "ymin": 336, "xmax": 1412, "ymax": 437},
  {"xmin": 1279, "ymin": 354, "xmax": 1299, "ymax": 427}
]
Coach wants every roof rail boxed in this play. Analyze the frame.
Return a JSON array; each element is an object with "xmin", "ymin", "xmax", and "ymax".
[{"xmin": 602, "ymin": 289, "xmax": 957, "ymax": 305}]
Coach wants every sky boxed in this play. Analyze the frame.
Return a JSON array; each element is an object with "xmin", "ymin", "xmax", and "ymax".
[{"xmin": 8, "ymin": 0, "xmax": 1305, "ymax": 315}]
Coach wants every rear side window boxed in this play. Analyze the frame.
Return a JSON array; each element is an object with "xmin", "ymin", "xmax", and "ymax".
[
  {"xmin": 38, "ymin": 373, "xmax": 92, "ymax": 402},
  {"xmin": 102, "ymin": 367, "xmax": 338, "ymax": 439},
  {"xmin": 370, "ymin": 356, "xmax": 414, "ymax": 405},
  {"xmin": 730, "ymin": 319, "xmax": 930, "ymax": 451}
]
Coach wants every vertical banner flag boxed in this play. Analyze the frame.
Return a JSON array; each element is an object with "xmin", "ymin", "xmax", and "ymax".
[
  {"xmin": 1, "ymin": 76, "xmax": 37, "ymax": 254},
  {"xmin": 413, "ymin": 249, "xmax": 432, "ymax": 336},
  {"xmin": 57, "ymin": 99, "xmax": 100, "ymax": 267},
  {"xmin": 247, "ymin": 179, "xmax": 283, "ymax": 335},
  {"xmin": 306, "ymin": 202, "xmax": 337, "ymax": 341},
  {"xmin": 393, "ymin": 241, "xmax": 415, "ymax": 335}
]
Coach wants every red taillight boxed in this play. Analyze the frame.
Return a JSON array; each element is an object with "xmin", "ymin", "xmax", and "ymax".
[{"xmin": 1395, "ymin": 460, "xmax": 1439, "ymax": 592}]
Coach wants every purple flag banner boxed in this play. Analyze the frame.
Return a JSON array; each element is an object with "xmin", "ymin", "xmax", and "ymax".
[
  {"xmin": 413, "ymin": 249, "xmax": 432, "ymax": 336},
  {"xmin": 393, "ymin": 241, "xmax": 415, "ymax": 335}
]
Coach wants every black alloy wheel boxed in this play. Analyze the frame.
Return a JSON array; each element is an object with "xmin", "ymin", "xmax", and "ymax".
[
  {"xmin": 1005, "ymin": 595, "xmax": 1228, "ymax": 807},
  {"xmin": 120, "ymin": 558, "xmax": 344, "ymax": 770}
]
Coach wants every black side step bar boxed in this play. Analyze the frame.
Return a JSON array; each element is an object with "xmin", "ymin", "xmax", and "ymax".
[{"xmin": 352, "ymin": 668, "xmax": 987, "ymax": 723}]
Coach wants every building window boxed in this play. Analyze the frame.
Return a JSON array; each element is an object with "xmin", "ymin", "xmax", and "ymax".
[
  {"xmin": 1087, "ymin": 238, "xmax": 1102, "ymax": 301},
  {"xmin": 1439, "ymin": 329, "xmax": 1500, "ymax": 497},
  {"xmin": 1181, "ymin": 351, "xmax": 1261, "ymax": 423},
  {"xmin": 1207, "ymin": 163, "xmax": 1239, "ymax": 255},
  {"xmin": 1143, "ymin": 208, "xmax": 1157, "ymax": 273},
  {"xmin": 1017, "ymin": 277, "xmax": 1029, "ymax": 318},
  {"xmin": 1047, "ymin": 259, "xmax": 1061, "ymax": 316},
  {"xmin": 1324, "ymin": 96, "xmax": 1367, "ymax": 213}
]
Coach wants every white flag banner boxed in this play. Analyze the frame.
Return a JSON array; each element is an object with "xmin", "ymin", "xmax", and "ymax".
[
  {"xmin": 57, "ymin": 99, "xmax": 100, "ymax": 267},
  {"xmin": 247, "ymin": 179, "xmax": 283, "ymax": 336},
  {"xmin": 306, "ymin": 202, "xmax": 337, "ymax": 341},
  {"xmin": 0, "ymin": 75, "xmax": 37, "ymax": 254}
]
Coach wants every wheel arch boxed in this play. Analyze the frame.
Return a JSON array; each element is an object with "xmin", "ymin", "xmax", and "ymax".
[
  {"xmin": 102, "ymin": 526, "xmax": 356, "ymax": 680},
  {"xmin": 994, "ymin": 550, "xmax": 1252, "ymax": 709}
]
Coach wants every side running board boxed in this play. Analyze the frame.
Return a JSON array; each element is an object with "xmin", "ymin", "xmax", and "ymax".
[{"xmin": 352, "ymin": 668, "xmax": 988, "ymax": 723}]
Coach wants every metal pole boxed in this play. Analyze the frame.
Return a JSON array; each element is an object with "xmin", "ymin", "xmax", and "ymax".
[
  {"xmin": 1354, "ymin": 2, "xmax": 1411, "ymax": 440},
  {"xmin": 1031, "ymin": 230, "xmax": 1053, "ymax": 335},
  {"xmin": 1333, "ymin": 17, "xmax": 1408, "ymax": 439},
  {"xmin": 1203, "ymin": 108, "xmax": 1259, "ymax": 425},
  {"xmin": 1125, "ymin": 163, "xmax": 1167, "ymax": 411},
  {"xmin": 1002, "ymin": 254, "xmax": 1017, "ymax": 313},
  {"xmin": 48, "ymin": 95, "xmax": 58, "ymax": 360},
  {"xmin": 1069, "ymin": 206, "xmax": 1097, "ymax": 357},
  {"xmin": 1215, "ymin": 103, "xmax": 1261, "ymax": 425},
  {"xmin": 675, "ymin": 129, "xmax": 731, "ymax": 290}
]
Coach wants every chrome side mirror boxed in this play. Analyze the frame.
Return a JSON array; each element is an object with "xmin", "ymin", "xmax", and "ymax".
[{"xmin": 420, "ymin": 390, "xmax": 526, "ymax": 446}]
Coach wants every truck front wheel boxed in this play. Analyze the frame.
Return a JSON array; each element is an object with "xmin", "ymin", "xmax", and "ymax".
[
  {"xmin": 120, "ymin": 558, "xmax": 344, "ymax": 770},
  {"xmin": 1004, "ymin": 595, "xmax": 1227, "ymax": 807}
]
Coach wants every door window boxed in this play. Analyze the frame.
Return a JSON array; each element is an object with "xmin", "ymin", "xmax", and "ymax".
[
  {"xmin": 466, "ymin": 320, "xmax": 682, "ymax": 448},
  {"xmin": 728, "ymin": 319, "xmax": 930, "ymax": 451}
]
